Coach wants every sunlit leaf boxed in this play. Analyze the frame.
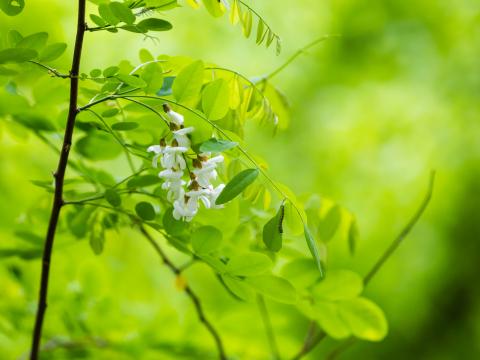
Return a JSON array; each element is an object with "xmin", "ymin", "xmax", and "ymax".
[
  {"xmin": 245, "ymin": 275, "xmax": 297, "ymax": 304},
  {"xmin": 104, "ymin": 189, "xmax": 121, "ymax": 207},
  {"xmin": 0, "ymin": 48, "xmax": 37, "ymax": 64},
  {"xmin": 226, "ymin": 252, "xmax": 272, "ymax": 276},
  {"xmin": 137, "ymin": 18, "xmax": 173, "ymax": 32},
  {"xmin": 173, "ymin": 60, "xmax": 204, "ymax": 106},
  {"xmin": 304, "ymin": 225, "xmax": 325, "ymax": 278},
  {"xmin": 38, "ymin": 43, "xmax": 67, "ymax": 62},
  {"xmin": 312, "ymin": 270, "xmax": 363, "ymax": 301},
  {"xmin": 202, "ymin": 78, "xmax": 230, "ymax": 120}
]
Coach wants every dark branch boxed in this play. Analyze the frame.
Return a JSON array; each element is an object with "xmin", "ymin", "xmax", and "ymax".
[
  {"xmin": 29, "ymin": 1, "xmax": 87, "ymax": 359},
  {"xmin": 139, "ymin": 226, "xmax": 227, "ymax": 360}
]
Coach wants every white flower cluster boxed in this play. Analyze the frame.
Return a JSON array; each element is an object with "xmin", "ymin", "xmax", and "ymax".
[{"xmin": 147, "ymin": 105, "xmax": 225, "ymax": 222}]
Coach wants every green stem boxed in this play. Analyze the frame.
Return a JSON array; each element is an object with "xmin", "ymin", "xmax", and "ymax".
[
  {"xmin": 266, "ymin": 35, "xmax": 339, "ymax": 80},
  {"xmin": 28, "ymin": 60, "xmax": 70, "ymax": 79},
  {"xmin": 257, "ymin": 295, "xmax": 281, "ymax": 360}
]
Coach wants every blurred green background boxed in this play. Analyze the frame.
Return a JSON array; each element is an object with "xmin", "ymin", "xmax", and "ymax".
[{"xmin": 1, "ymin": 0, "xmax": 480, "ymax": 359}]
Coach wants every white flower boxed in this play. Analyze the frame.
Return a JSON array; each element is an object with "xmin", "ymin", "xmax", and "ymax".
[
  {"xmin": 158, "ymin": 169, "xmax": 183, "ymax": 180},
  {"xmin": 193, "ymin": 155, "xmax": 224, "ymax": 187},
  {"xmin": 147, "ymin": 144, "xmax": 164, "ymax": 168},
  {"xmin": 166, "ymin": 109, "xmax": 184, "ymax": 126},
  {"xmin": 173, "ymin": 197, "xmax": 198, "ymax": 222},
  {"xmin": 172, "ymin": 127, "xmax": 194, "ymax": 148},
  {"xmin": 161, "ymin": 146, "xmax": 188, "ymax": 170},
  {"xmin": 206, "ymin": 184, "xmax": 225, "ymax": 209},
  {"xmin": 186, "ymin": 188, "xmax": 212, "ymax": 208},
  {"xmin": 162, "ymin": 178, "xmax": 186, "ymax": 201}
]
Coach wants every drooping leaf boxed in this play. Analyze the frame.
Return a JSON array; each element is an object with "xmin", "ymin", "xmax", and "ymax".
[
  {"xmin": 348, "ymin": 216, "xmax": 359, "ymax": 255},
  {"xmin": 7, "ymin": 30, "xmax": 23, "ymax": 47},
  {"xmin": 216, "ymin": 168, "xmax": 259, "ymax": 205},
  {"xmin": 135, "ymin": 201, "xmax": 156, "ymax": 221},
  {"xmin": 192, "ymin": 226, "xmax": 223, "ymax": 254},
  {"xmin": 262, "ymin": 204, "xmax": 284, "ymax": 252},
  {"xmin": 304, "ymin": 224, "xmax": 325, "ymax": 278},
  {"xmin": 199, "ymin": 138, "xmax": 237, "ymax": 153},
  {"xmin": 226, "ymin": 253, "xmax": 272, "ymax": 276},
  {"xmin": 89, "ymin": 217, "xmax": 105, "ymax": 255},
  {"xmin": 202, "ymin": 0, "xmax": 224, "ymax": 17},
  {"xmin": 90, "ymin": 14, "xmax": 107, "ymax": 27},
  {"xmin": 202, "ymin": 78, "xmax": 230, "ymax": 120}
]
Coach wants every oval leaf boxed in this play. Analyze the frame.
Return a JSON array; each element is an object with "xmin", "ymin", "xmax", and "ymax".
[
  {"xmin": 135, "ymin": 201, "xmax": 156, "ymax": 221},
  {"xmin": 38, "ymin": 43, "xmax": 67, "ymax": 62},
  {"xmin": 227, "ymin": 253, "xmax": 272, "ymax": 276},
  {"xmin": 173, "ymin": 60, "xmax": 204, "ymax": 106},
  {"xmin": 111, "ymin": 122, "xmax": 139, "ymax": 131},
  {"xmin": 199, "ymin": 138, "xmax": 238, "ymax": 153},
  {"xmin": 137, "ymin": 18, "xmax": 173, "ymax": 32},
  {"xmin": 216, "ymin": 168, "xmax": 259, "ymax": 205},
  {"xmin": 104, "ymin": 189, "xmax": 121, "ymax": 207},
  {"xmin": 202, "ymin": 78, "xmax": 230, "ymax": 120},
  {"xmin": 192, "ymin": 226, "xmax": 223, "ymax": 254},
  {"xmin": 304, "ymin": 224, "xmax": 325, "ymax": 278},
  {"xmin": 0, "ymin": 48, "xmax": 37, "ymax": 64},
  {"xmin": 262, "ymin": 204, "xmax": 284, "ymax": 252}
]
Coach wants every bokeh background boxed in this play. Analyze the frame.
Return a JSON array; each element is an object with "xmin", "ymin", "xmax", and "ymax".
[{"xmin": 1, "ymin": 0, "xmax": 480, "ymax": 359}]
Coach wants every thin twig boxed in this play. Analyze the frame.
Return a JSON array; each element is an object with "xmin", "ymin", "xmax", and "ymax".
[
  {"xmin": 139, "ymin": 226, "xmax": 227, "ymax": 360},
  {"xmin": 28, "ymin": 60, "xmax": 70, "ymax": 79},
  {"xmin": 30, "ymin": 1, "xmax": 87, "ymax": 359},
  {"xmin": 291, "ymin": 171, "xmax": 436, "ymax": 359},
  {"xmin": 257, "ymin": 295, "xmax": 281, "ymax": 359}
]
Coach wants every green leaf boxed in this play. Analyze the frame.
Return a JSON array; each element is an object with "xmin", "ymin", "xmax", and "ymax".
[
  {"xmin": 216, "ymin": 168, "xmax": 259, "ymax": 205},
  {"xmin": 17, "ymin": 32, "xmax": 48, "ymax": 50},
  {"xmin": 256, "ymin": 19, "xmax": 265, "ymax": 44},
  {"xmin": 102, "ymin": 108, "xmax": 119, "ymax": 117},
  {"xmin": 135, "ymin": 201, "xmax": 156, "ymax": 221},
  {"xmin": 137, "ymin": 18, "xmax": 173, "ymax": 32},
  {"xmin": 280, "ymin": 258, "xmax": 319, "ymax": 289},
  {"xmin": 304, "ymin": 225, "xmax": 325, "ymax": 278},
  {"xmin": 111, "ymin": 122, "xmax": 139, "ymax": 131},
  {"xmin": 312, "ymin": 270, "xmax": 363, "ymax": 301},
  {"xmin": 199, "ymin": 138, "xmax": 237, "ymax": 153},
  {"xmin": 13, "ymin": 113, "xmax": 55, "ymax": 131},
  {"xmin": 90, "ymin": 69, "xmax": 102, "ymax": 78},
  {"xmin": 338, "ymin": 298, "xmax": 388, "ymax": 341},
  {"xmin": 262, "ymin": 204, "xmax": 284, "ymax": 252},
  {"xmin": 242, "ymin": 10, "xmax": 253, "ymax": 38},
  {"xmin": 98, "ymin": 3, "xmax": 120, "ymax": 25},
  {"xmin": 226, "ymin": 253, "xmax": 272, "ymax": 276},
  {"xmin": 126, "ymin": 175, "xmax": 159, "ymax": 188},
  {"xmin": 245, "ymin": 275, "xmax": 297, "ymax": 304},
  {"xmin": 116, "ymin": 74, "xmax": 147, "ymax": 88},
  {"xmin": 0, "ymin": 48, "xmax": 37, "ymax": 64},
  {"xmin": 163, "ymin": 207, "xmax": 188, "ymax": 235},
  {"xmin": 109, "ymin": 2, "xmax": 135, "ymax": 24},
  {"xmin": 104, "ymin": 189, "xmax": 121, "ymax": 207},
  {"xmin": 38, "ymin": 43, "xmax": 67, "ymax": 62},
  {"xmin": 221, "ymin": 275, "xmax": 255, "ymax": 302},
  {"xmin": 318, "ymin": 205, "xmax": 341, "ymax": 242},
  {"xmin": 0, "ymin": 0, "xmax": 25, "ymax": 16},
  {"xmin": 348, "ymin": 217, "xmax": 359, "ymax": 255},
  {"xmin": 202, "ymin": 0, "xmax": 224, "ymax": 17},
  {"xmin": 75, "ymin": 133, "xmax": 123, "ymax": 160},
  {"xmin": 103, "ymin": 66, "xmax": 119, "ymax": 77},
  {"xmin": 172, "ymin": 60, "xmax": 204, "ymax": 106},
  {"xmin": 7, "ymin": 30, "xmax": 23, "ymax": 47},
  {"xmin": 202, "ymin": 78, "xmax": 230, "ymax": 120},
  {"xmin": 67, "ymin": 207, "xmax": 95, "ymax": 239},
  {"xmin": 89, "ymin": 218, "xmax": 105, "ymax": 255},
  {"xmin": 90, "ymin": 14, "xmax": 108, "ymax": 27},
  {"xmin": 141, "ymin": 62, "xmax": 164, "ymax": 94},
  {"xmin": 312, "ymin": 301, "xmax": 351, "ymax": 339},
  {"xmin": 192, "ymin": 226, "xmax": 223, "ymax": 254}
]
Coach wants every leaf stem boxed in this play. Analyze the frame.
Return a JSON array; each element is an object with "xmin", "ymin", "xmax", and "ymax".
[
  {"xmin": 30, "ymin": 1, "xmax": 87, "ymax": 358},
  {"xmin": 257, "ymin": 295, "xmax": 281, "ymax": 360}
]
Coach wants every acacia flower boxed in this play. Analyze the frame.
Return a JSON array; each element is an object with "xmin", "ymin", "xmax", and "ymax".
[
  {"xmin": 163, "ymin": 104, "xmax": 184, "ymax": 126},
  {"xmin": 172, "ymin": 126, "xmax": 194, "ymax": 148},
  {"xmin": 192, "ymin": 155, "xmax": 224, "ymax": 188},
  {"xmin": 173, "ymin": 197, "xmax": 198, "ymax": 222},
  {"xmin": 161, "ymin": 145, "xmax": 188, "ymax": 170}
]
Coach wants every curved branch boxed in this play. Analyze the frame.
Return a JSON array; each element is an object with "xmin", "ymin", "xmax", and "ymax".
[{"xmin": 139, "ymin": 226, "xmax": 227, "ymax": 360}]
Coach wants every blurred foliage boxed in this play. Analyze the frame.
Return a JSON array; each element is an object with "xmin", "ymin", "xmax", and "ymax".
[{"xmin": 1, "ymin": 0, "xmax": 480, "ymax": 359}]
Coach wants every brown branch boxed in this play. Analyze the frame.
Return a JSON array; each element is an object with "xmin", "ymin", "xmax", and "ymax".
[
  {"xmin": 290, "ymin": 171, "xmax": 436, "ymax": 359},
  {"xmin": 139, "ymin": 226, "xmax": 227, "ymax": 360},
  {"xmin": 29, "ymin": 1, "xmax": 87, "ymax": 359}
]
